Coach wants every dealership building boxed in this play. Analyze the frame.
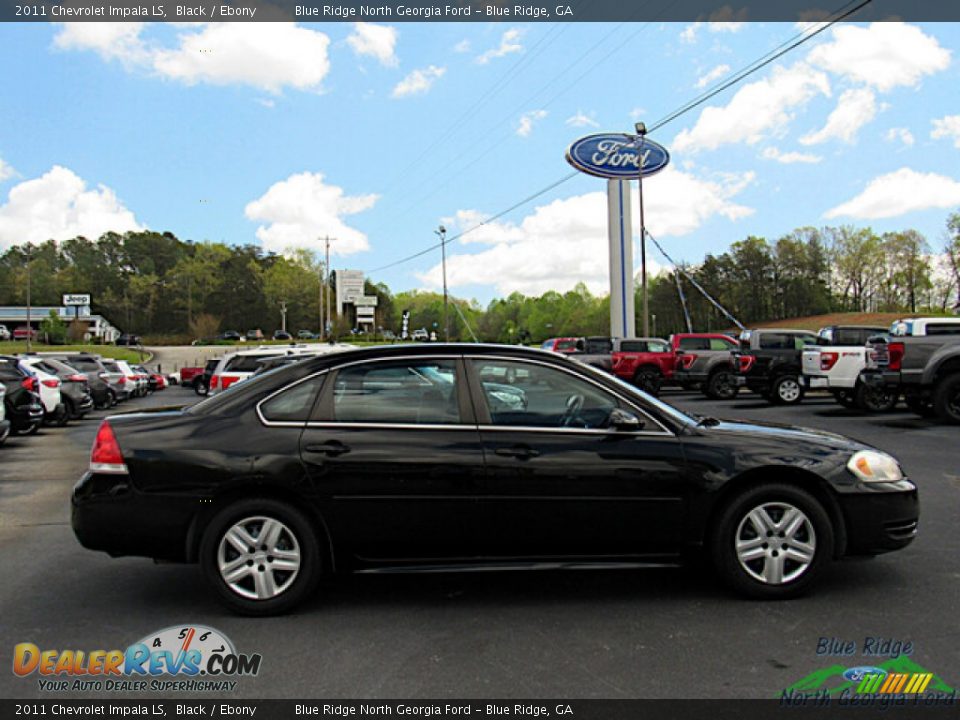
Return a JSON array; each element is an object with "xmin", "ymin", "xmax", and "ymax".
[{"xmin": 0, "ymin": 305, "xmax": 121, "ymax": 342}]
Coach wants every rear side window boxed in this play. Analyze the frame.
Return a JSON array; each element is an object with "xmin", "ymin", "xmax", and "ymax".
[
  {"xmin": 759, "ymin": 333, "xmax": 792, "ymax": 350},
  {"xmin": 259, "ymin": 375, "xmax": 325, "ymax": 423},
  {"xmin": 647, "ymin": 340, "xmax": 668, "ymax": 353},
  {"xmin": 225, "ymin": 354, "xmax": 280, "ymax": 372},
  {"xmin": 678, "ymin": 337, "xmax": 710, "ymax": 350},
  {"xmin": 925, "ymin": 324, "xmax": 960, "ymax": 336},
  {"xmin": 101, "ymin": 361, "xmax": 121, "ymax": 373},
  {"xmin": 585, "ymin": 339, "xmax": 612, "ymax": 354},
  {"xmin": 618, "ymin": 340, "xmax": 648, "ymax": 352},
  {"xmin": 331, "ymin": 360, "xmax": 460, "ymax": 425}
]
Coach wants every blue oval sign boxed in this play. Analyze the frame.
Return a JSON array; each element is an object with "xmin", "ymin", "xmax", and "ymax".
[
  {"xmin": 843, "ymin": 666, "xmax": 888, "ymax": 682},
  {"xmin": 565, "ymin": 133, "xmax": 670, "ymax": 179}
]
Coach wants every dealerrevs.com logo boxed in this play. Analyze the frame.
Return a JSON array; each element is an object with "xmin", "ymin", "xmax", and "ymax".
[{"xmin": 13, "ymin": 625, "xmax": 262, "ymax": 692}]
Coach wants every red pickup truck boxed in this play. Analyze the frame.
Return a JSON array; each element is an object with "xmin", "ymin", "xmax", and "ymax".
[{"xmin": 611, "ymin": 333, "xmax": 740, "ymax": 395}]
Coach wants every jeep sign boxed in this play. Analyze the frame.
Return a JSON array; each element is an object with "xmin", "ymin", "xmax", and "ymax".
[{"xmin": 63, "ymin": 294, "xmax": 91, "ymax": 307}]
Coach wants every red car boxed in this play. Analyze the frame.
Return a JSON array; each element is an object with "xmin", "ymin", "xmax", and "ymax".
[
  {"xmin": 540, "ymin": 337, "xmax": 580, "ymax": 354},
  {"xmin": 13, "ymin": 326, "xmax": 38, "ymax": 341},
  {"xmin": 612, "ymin": 333, "xmax": 740, "ymax": 395}
]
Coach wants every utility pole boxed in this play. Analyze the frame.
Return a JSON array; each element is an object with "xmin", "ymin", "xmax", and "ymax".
[
  {"xmin": 318, "ymin": 240, "xmax": 324, "ymax": 337},
  {"xmin": 635, "ymin": 122, "xmax": 650, "ymax": 337},
  {"xmin": 325, "ymin": 236, "xmax": 332, "ymax": 340},
  {"xmin": 435, "ymin": 225, "xmax": 449, "ymax": 341},
  {"xmin": 25, "ymin": 247, "xmax": 32, "ymax": 352},
  {"xmin": 279, "ymin": 301, "xmax": 288, "ymax": 333}
]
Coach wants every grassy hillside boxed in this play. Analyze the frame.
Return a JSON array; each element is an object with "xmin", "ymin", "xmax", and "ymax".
[
  {"xmin": 743, "ymin": 311, "xmax": 955, "ymax": 333},
  {"xmin": 0, "ymin": 343, "xmax": 145, "ymax": 363}
]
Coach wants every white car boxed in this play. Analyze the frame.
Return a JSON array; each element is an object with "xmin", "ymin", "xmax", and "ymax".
[
  {"xmin": 209, "ymin": 344, "xmax": 351, "ymax": 395},
  {"xmin": 114, "ymin": 360, "xmax": 148, "ymax": 397},
  {"xmin": 18, "ymin": 357, "xmax": 67, "ymax": 425},
  {"xmin": 0, "ymin": 324, "xmax": 11, "ymax": 341}
]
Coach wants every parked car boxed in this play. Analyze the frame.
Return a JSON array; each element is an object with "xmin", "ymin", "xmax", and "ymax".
[
  {"xmin": 733, "ymin": 329, "xmax": 822, "ymax": 404},
  {"xmin": 115, "ymin": 334, "xmax": 141, "ymax": 347},
  {"xmin": 37, "ymin": 355, "xmax": 113, "ymax": 410},
  {"xmin": 19, "ymin": 357, "xmax": 94, "ymax": 420},
  {"xmin": 569, "ymin": 336, "xmax": 614, "ymax": 373},
  {"xmin": 246, "ymin": 329, "xmax": 264, "ymax": 342},
  {"xmin": 221, "ymin": 331, "xmax": 242, "ymax": 342},
  {"xmin": 0, "ymin": 356, "xmax": 44, "ymax": 435},
  {"xmin": 273, "ymin": 330, "xmax": 293, "ymax": 341},
  {"xmin": 18, "ymin": 358, "xmax": 68, "ymax": 426},
  {"xmin": 72, "ymin": 344, "xmax": 918, "ymax": 615},
  {"xmin": 800, "ymin": 325, "xmax": 891, "ymax": 411},
  {"xmin": 0, "ymin": 382, "xmax": 9, "ymax": 445},
  {"xmin": 862, "ymin": 331, "xmax": 960, "ymax": 423},
  {"xmin": 297, "ymin": 330, "xmax": 317, "ymax": 340},
  {"xmin": 540, "ymin": 337, "xmax": 580, "ymax": 354},
  {"xmin": 671, "ymin": 334, "xmax": 741, "ymax": 399},
  {"xmin": 111, "ymin": 360, "xmax": 148, "ymax": 397},
  {"xmin": 13, "ymin": 326, "xmax": 37, "ymax": 341},
  {"xmin": 0, "ymin": 324, "xmax": 11, "ymax": 341},
  {"xmin": 179, "ymin": 366, "xmax": 204, "ymax": 388},
  {"xmin": 46, "ymin": 353, "xmax": 124, "ymax": 407},
  {"xmin": 208, "ymin": 346, "xmax": 321, "ymax": 395},
  {"xmin": 610, "ymin": 338, "xmax": 672, "ymax": 394},
  {"xmin": 194, "ymin": 358, "xmax": 221, "ymax": 397},
  {"xmin": 411, "ymin": 328, "xmax": 429, "ymax": 341}
]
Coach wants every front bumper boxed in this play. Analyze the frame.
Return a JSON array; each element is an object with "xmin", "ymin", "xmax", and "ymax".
[{"xmin": 838, "ymin": 481, "xmax": 919, "ymax": 555}]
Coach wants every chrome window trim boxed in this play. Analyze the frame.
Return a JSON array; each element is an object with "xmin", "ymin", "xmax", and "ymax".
[
  {"xmin": 255, "ymin": 370, "xmax": 330, "ymax": 427},
  {"xmin": 465, "ymin": 354, "xmax": 674, "ymax": 436}
]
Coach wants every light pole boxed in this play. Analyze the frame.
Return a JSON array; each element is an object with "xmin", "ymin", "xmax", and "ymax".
[
  {"xmin": 634, "ymin": 122, "xmax": 650, "ymax": 337},
  {"xmin": 24, "ymin": 246, "xmax": 32, "ymax": 352},
  {"xmin": 435, "ymin": 225, "xmax": 449, "ymax": 342},
  {"xmin": 279, "ymin": 301, "xmax": 288, "ymax": 333}
]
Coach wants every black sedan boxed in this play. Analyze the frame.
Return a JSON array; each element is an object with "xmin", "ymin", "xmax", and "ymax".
[{"xmin": 72, "ymin": 344, "xmax": 918, "ymax": 615}]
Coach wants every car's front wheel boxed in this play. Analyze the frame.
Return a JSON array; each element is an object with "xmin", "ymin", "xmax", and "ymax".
[
  {"xmin": 771, "ymin": 375, "xmax": 804, "ymax": 405},
  {"xmin": 932, "ymin": 374, "xmax": 960, "ymax": 425},
  {"xmin": 200, "ymin": 498, "xmax": 322, "ymax": 616},
  {"xmin": 712, "ymin": 484, "xmax": 832, "ymax": 599},
  {"xmin": 633, "ymin": 367, "xmax": 663, "ymax": 396},
  {"xmin": 706, "ymin": 369, "xmax": 738, "ymax": 400}
]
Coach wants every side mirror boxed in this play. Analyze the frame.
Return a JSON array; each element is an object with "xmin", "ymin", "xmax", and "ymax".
[
  {"xmin": 575, "ymin": 339, "xmax": 585, "ymax": 352},
  {"xmin": 608, "ymin": 408, "xmax": 644, "ymax": 431}
]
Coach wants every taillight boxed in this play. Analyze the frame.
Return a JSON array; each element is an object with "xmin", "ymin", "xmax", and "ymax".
[
  {"xmin": 21, "ymin": 377, "xmax": 38, "ymax": 392},
  {"xmin": 820, "ymin": 352, "xmax": 839, "ymax": 371},
  {"xmin": 41, "ymin": 379, "xmax": 60, "ymax": 388},
  {"xmin": 738, "ymin": 355, "xmax": 755, "ymax": 373},
  {"xmin": 888, "ymin": 342, "xmax": 905, "ymax": 371},
  {"xmin": 117, "ymin": 376, "xmax": 126, "ymax": 385},
  {"xmin": 89, "ymin": 421, "xmax": 128, "ymax": 475},
  {"xmin": 680, "ymin": 353, "xmax": 698, "ymax": 370},
  {"xmin": 210, "ymin": 375, "xmax": 220, "ymax": 389},
  {"xmin": 68, "ymin": 374, "xmax": 87, "ymax": 383},
  {"xmin": 220, "ymin": 376, "xmax": 239, "ymax": 389}
]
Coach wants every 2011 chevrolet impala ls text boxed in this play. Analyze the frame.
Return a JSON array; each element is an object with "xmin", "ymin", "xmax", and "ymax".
[{"xmin": 71, "ymin": 344, "xmax": 918, "ymax": 615}]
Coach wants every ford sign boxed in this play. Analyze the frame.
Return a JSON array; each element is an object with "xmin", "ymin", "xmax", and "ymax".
[
  {"xmin": 842, "ymin": 666, "xmax": 888, "ymax": 682},
  {"xmin": 565, "ymin": 133, "xmax": 670, "ymax": 179}
]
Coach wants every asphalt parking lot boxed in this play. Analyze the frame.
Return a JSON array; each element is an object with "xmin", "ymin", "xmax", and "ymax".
[{"xmin": 1, "ymin": 384, "xmax": 958, "ymax": 699}]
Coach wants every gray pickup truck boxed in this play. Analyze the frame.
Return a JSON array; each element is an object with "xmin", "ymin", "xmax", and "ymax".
[{"xmin": 861, "ymin": 333, "xmax": 960, "ymax": 423}]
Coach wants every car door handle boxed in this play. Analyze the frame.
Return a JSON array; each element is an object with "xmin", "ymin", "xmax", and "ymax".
[
  {"xmin": 494, "ymin": 445, "xmax": 540, "ymax": 460},
  {"xmin": 303, "ymin": 441, "xmax": 350, "ymax": 457}
]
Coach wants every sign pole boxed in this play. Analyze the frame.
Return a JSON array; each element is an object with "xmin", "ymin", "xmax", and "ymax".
[
  {"xmin": 635, "ymin": 124, "xmax": 649, "ymax": 338},
  {"xmin": 606, "ymin": 179, "xmax": 635, "ymax": 339}
]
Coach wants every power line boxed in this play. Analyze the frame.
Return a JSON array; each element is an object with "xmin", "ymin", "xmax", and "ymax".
[{"xmin": 368, "ymin": 0, "xmax": 872, "ymax": 277}]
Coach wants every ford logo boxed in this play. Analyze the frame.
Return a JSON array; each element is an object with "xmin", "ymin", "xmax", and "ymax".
[
  {"xmin": 565, "ymin": 133, "xmax": 670, "ymax": 179},
  {"xmin": 843, "ymin": 666, "xmax": 887, "ymax": 682}
]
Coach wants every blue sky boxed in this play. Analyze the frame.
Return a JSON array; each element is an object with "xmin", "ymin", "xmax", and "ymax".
[{"xmin": 1, "ymin": 20, "xmax": 959, "ymax": 303}]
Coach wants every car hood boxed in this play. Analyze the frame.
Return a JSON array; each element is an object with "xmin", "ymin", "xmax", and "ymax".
[{"xmin": 699, "ymin": 417, "xmax": 874, "ymax": 453}]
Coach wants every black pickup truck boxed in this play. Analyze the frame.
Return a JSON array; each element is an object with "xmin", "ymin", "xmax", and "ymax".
[
  {"xmin": 861, "ymin": 334, "xmax": 960, "ymax": 423},
  {"xmin": 733, "ymin": 328, "xmax": 821, "ymax": 404}
]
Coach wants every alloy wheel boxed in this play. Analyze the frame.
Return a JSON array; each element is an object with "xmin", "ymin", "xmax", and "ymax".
[
  {"xmin": 217, "ymin": 516, "xmax": 301, "ymax": 600},
  {"xmin": 735, "ymin": 502, "xmax": 816, "ymax": 585},
  {"xmin": 777, "ymin": 378, "xmax": 801, "ymax": 403}
]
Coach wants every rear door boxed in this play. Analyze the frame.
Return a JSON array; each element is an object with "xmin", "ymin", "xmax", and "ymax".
[
  {"xmin": 299, "ymin": 355, "xmax": 486, "ymax": 564},
  {"xmin": 466, "ymin": 356, "xmax": 688, "ymax": 560}
]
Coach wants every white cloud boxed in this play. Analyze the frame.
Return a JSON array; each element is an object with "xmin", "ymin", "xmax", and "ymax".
[
  {"xmin": 680, "ymin": 21, "xmax": 744, "ymax": 43},
  {"xmin": 761, "ymin": 147, "xmax": 822, "ymax": 164},
  {"xmin": 825, "ymin": 168, "xmax": 960, "ymax": 220},
  {"xmin": 0, "ymin": 165, "xmax": 143, "ymax": 250},
  {"xmin": 453, "ymin": 39, "xmax": 471, "ymax": 53},
  {"xmin": 673, "ymin": 63, "xmax": 830, "ymax": 153},
  {"xmin": 565, "ymin": 110, "xmax": 599, "ymax": 128},
  {"xmin": 346, "ymin": 22, "xmax": 398, "ymax": 67},
  {"xmin": 800, "ymin": 87, "xmax": 878, "ymax": 145},
  {"xmin": 475, "ymin": 28, "xmax": 523, "ymax": 64},
  {"xmin": 417, "ymin": 168, "xmax": 753, "ymax": 295},
  {"xmin": 391, "ymin": 65, "xmax": 445, "ymax": 98},
  {"xmin": 516, "ymin": 110, "xmax": 548, "ymax": 137},
  {"xmin": 885, "ymin": 127, "xmax": 915, "ymax": 146},
  {"xmin": 54, "ymin": 22, "xmax": 332, "ymax": 94},
  {"xmin": 244, "ymin": 172, "xmax": 377, "ymax": 256},
  {"xmin": 630, "ymin": 107, "xmax": 647, "ymax": 121},
  {"xmin": 931, "ymin": 115, "xmax": 960, "ymax": 148},
  {"xmin": 807, "ymin": 22, "xmax": 950, "ymax": 92},
  {"xmin": 680, "ymin": 23, "xmax": 700, "ymax": 43},
  {"xmin": 695, "ymin": 63, "xmax": 730, "ymax": 89},
  {"xmin": 0, "ymin": 158, "xmax": 15, "ymax": 183}
]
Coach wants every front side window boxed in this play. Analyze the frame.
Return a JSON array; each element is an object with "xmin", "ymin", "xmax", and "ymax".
[
  {"xmin": 710, "ymin": 338, "xmax": 737, "ymax": 350},
  {"xmin": 332, "ymin": 359, "xmax": 460, "ymax": 425},
  {"xmin": 471, "ymin": 359, "xmax": 618, "ymax": 429},
  {"xmin": 260, "ymin": 375, "xmax": 325, "ymax": 423},
  {"xmin": 679, "ymin": 337, "xmax": 710, "ymax": 351}
]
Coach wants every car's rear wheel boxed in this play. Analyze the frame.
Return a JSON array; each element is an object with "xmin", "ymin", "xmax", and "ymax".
[
  {"xmin": 932, "ymin": 374, "xmax": 960, "ymax": 425},
  {"xmin": 771, "ymin": 375, "xmax": 804, "ymax": 405},
  {"xmin": 706, "ymin": 369, "xmax": 738, "ymax": 400},
  {"xmin": 633, "ymin": 367, "xmax": 663, "ymax": 396},
  {"xmin": 14, "ymin": 421, "xmax": 40, "ymax": 436},
  {"xmin": 905, "ymin": 395, "xmax": 935, "ymax": 418},
  {"xmin": 195, "ymin": 381, "xmax": 209, "ymax": 397},
  {"xmin": 855, "ymin": 382, "xmax": 898, "ymax": 413},
  {"xmin": 200, "ymin": 498, "xmax": 321, "ymax": 616},
  {"xmin": 712, "ymin": 484, "xmax": 832, "ymax": 599}
]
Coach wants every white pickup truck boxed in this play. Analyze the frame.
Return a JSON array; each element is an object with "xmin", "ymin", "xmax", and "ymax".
[
  {"xmin": 802, "ymin": 325, "xmax": 891, "ymax": 411},
  {"xmin": 803, "ymin": 318, "xmax": 960, "ymax": 411}
]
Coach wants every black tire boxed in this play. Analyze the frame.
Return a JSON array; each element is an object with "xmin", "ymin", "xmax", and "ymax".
[
  {"xmin": 706, "ymin": 369, "xmax": 739, "ymax": 400},
  {"xmin": 854, "ymin": 382, "xmax": 898, "ymax": 413},
  {"xmin": 195, "ymin": 382, "xmax": 209, "ymax": 397},
  {"xmin": 14, "ymin": 421, "xmax": 40, "ymax": 436},
  {"xmin": 711, "ymin": 483, "xmax": 833, "ymax": 599},
  {"xmin": 832, "ymin": 390, "xmax": 857, "ymax": 409},
  {"xmin": 633, "ymin": 367, "xmax": 663, "ymax": 396},
  {"xmin": 65, "ymin": 398, "xmax": 81, "ymax": 420},
  {"xmin": 771, "ymin": 375, "xmax": 804, "ymax": 405},
  {"xmin": 199, "ymin": 497, "xmax": 322, "ymax": 616},
  {"xmin": 54, "ymin": 406, "xmax": 70, "ymax": 427},
  {"xmin": 932, "ymin": 374, "xmax": 960, "ymax": 425},
  {"xmin": 107, "ymin": 389, "xmax": 118, "ymax": 408}
]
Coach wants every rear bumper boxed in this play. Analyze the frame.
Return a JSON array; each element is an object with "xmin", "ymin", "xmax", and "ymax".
[
  {"xmin": 838, "ymin": 482, "xmax": 919, "ymax": 555},
  {"xmin": 802, "ymin": 375, "xmax": 832, "ymax": 390},
  {"xmin": 861, "ymin": 370, "xmax": 901, "ymax": 390}
]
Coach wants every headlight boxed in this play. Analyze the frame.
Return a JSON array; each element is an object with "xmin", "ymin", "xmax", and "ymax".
[{"xmin": 847, "ymin": 450, "xmax": 903, "ymax": 482}]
